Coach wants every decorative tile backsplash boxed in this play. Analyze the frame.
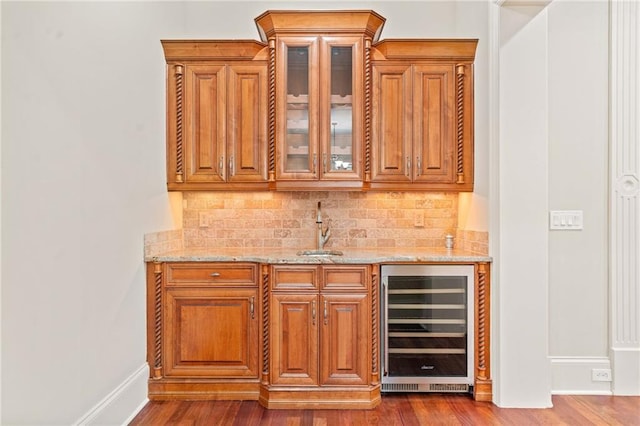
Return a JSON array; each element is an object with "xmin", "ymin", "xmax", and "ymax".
[
  {"xmin": 144, "ymin": 228, "xmax": 184, "ymax": 257},
  {"xmin": 456, "ymin": 229, "xmax": 489, "ymax": 255},
  {"xmin": 179, "ymin": 191, "xmax": 488, "ymax": 253}
]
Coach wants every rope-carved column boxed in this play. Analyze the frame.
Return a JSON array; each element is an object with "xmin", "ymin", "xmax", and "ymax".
[
  {"xmin": 261, "ymin": 265, "xmax": 270, "ymax": 384},
  {"xmin": 474, "ymin": 262, "xmax": 492, "ymax": 401},
  {"xmin": 364, "ymin": 39, "xmax": 373, "ymax": 183},
  {"xmin": 174, "ymin": 64, "xmax": 184, "ymax": 183},
  {"xmin": 153, "ymin": 262, "xmax": 163, "ymax": 379},
  {"xmin": 371, "ymin": 265, "xmax": 379, "ymax": 384},
  {"xmin": 455, "ymin": 64, "xmax": 466, "ymax": 184},
  {"xmin": 267, "ymin": 39, "xmax": 276, "ymax": 183}
]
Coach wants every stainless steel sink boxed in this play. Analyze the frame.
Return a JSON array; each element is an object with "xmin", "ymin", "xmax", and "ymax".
[{"xmin": 297, "ymin": 249, "xmax": 344, "ymax": 256}]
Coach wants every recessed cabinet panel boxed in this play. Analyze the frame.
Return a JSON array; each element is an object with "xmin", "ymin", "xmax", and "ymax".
[
  {"xmin": 186, "ymin": 65, "xmax": 226, "ymax": 183},
  {"xmin": 179, "ymin": 301, "xmax": 244, "ymax": 362}
]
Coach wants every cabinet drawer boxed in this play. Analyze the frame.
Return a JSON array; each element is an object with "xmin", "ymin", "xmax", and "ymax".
[
  {"xmin": 271, "ymin": 265, "xmax": 319, "ymax": 290},
  {"xmin": 322, "ymin": 266, "xmax": 369, "ymax": 291},
  {"xmin": 166, "ymin": 263, "xmax": 258, "ymax": 286}
]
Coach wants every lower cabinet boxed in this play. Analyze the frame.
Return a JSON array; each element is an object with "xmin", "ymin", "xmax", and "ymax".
[
  {"xmin": 146, "ymin": 260, "xmax": 491, "ymax": 405},
  {"xmin": 146, "ymin": 262, "xmax": 261, "ymax": 400},
  {"xmin": 261, "ymin": 264, "xmax": 379, "ymax": 409},
  {"xmin": 270, "ymin": 293, "xmax": 369, "ymax": 386}
]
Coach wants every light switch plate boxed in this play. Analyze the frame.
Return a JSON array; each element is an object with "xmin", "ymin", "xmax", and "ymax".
[{"xmin": 550, "ymin": 210, "xmax": 583, "ymax": 230}]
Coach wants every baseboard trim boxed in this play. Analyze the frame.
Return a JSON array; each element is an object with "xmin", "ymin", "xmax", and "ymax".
[
  {"xmin": 550, "ymin": 356, "xmax": 612, "ymax": 395},
  {"xmin": 73, "ymin": 363, "xmax": 149, "ymax": 426},
  {"xmin": 611, "ymin": 347, "xmax": 640, "ymax": 395}
]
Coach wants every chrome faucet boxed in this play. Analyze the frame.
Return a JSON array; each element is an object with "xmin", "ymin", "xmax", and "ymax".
[{"xmin": 316, "ymin": 201, "xmax": 331, "ymax": 250}]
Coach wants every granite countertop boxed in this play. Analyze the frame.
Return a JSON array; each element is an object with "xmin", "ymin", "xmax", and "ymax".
[{"xmin": 146, "ymin": 247, "xmax": 492, "ymax": 264}]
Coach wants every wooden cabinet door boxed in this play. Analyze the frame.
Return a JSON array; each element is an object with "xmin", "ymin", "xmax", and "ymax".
[
  {"xmin": 370, "ymin": 64, "xmax": 412, "ymax": 183},
  {"xmin": 320, "ymin": 293, "xmax": 369, "ymax": 385},
  {"xmin": 270, "ymin": 293, "xmax": 319, "ymax": 385},
  {"xmin": 227, "ymin": 64, "xmax": 268, "ymax": 183},
  {"xmin": 412, "ymin": 64, "xmax": 456, "ymax": 184},
  {"xmin": 164, "ymin": 287, "xmax": 259, "ymax": 378},
  {"xmin": 183, "ymin": 64, "xmax": 227, "ymax": 183}
]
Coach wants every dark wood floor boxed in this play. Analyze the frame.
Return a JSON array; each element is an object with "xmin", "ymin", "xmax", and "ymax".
[{"xmin": 130, "ymin": 393, "xmax": 640, "ymax": 425}]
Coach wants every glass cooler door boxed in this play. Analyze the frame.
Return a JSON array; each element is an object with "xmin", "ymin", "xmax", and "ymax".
[{"xmin": 386, "ymin": 275, "xmax": 468, "ymax": 377}]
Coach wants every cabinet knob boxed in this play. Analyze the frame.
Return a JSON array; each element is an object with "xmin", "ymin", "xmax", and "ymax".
[
  {"xmin": 210, "ymin": 272, "xmax": 221, "ymax": 277},
  {"xmin": 250, "ymin": 296, "xmax": 255, "ymax": 319}
]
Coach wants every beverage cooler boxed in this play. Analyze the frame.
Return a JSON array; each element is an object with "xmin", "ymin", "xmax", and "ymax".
[{"xmin": 381, "ymin": 264, "xmax": 475, "ymax": 393}]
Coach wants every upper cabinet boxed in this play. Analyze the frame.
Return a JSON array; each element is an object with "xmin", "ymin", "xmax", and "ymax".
[
  {"xmin": 370, "ymin": 40, "xmax": 477, "ymax": 191},
  {"xmin": 161, "ymin": 11, "xmax": 477, "ymax": 192},
  {"xmin": 162, "ymin": 41, "xmax": 269, "ymax": 191},
  {"xmin": 255, "ymin": 10, "xmax": 385, "ymax": 191}
]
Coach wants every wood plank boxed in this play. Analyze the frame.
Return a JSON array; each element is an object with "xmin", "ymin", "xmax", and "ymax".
[{"xmin": 129, "ymin": 394, "xmax": 640, "ymax": 425}]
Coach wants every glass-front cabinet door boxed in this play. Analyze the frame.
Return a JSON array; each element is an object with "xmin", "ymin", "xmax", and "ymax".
[
  {"xmin": 279, "ymin": 37, "xmax": 318, "ymax": 180},
  {"xmin": 276, "ymin": 36, "xmax": 363, "ymax": 183}
]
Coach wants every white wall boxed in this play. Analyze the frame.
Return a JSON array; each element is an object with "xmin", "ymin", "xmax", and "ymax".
[
  {"xmin": 547, "ymin": 1, "xmax": 610, "ymax": 394},
  {"xmin": 496, "ymin": 3, "xmax": 552, "ymax": 407},
  {"xmin": 493, "ymin": 0, "xmax": 616, "ymax": 403},
  {"xmin": 1, "ymin": 2, "xmax": 181, "ymax": 424}
]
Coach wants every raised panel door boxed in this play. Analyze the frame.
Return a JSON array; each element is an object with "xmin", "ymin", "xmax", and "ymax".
[
  {"xmin": 270, "ymin": 293, "xmax": 319, "ymax": 385},
  {"xmin": 370, "ymin": 64, "xmax": 412, "ymax": 183},
  {"xmin": 227, "ymin": 64, "xmax": 268, "ymax": 183},
  {"xmin": 412, "ymin": 64, "xmax": 455, "ymax": 183},
  {"xmin": 184, "ymin": 64, "xmax": 227, "ymax": 183},
  {"xmin": 320, "ymin": 293, "xmax": 369, "ymax": 385},
  {"xmin": 164, "ymin": 288, "xmax": 259, "ymax": 378}
]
